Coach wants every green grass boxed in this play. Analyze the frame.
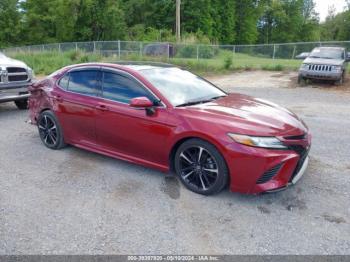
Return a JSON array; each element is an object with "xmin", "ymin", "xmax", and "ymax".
[
  {"xmin": 9, "ymin": 50, "xmax": 304, "ymax": 76},
  {"xmin": 11, "ymin": 50, "xmax": 103, "ymax": 75}
]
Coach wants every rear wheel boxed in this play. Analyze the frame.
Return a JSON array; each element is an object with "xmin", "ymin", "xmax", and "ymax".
[
  {"xmin": 37, "ymin": 110, "xmax": 66, "ymax": 150},
  {"xmin": 174, "ymin": 139, "xmax": 228, "ymax": 195},
  {"xmin": 14, "ymin": 99, "xmax": 28, "ymax": 110}
]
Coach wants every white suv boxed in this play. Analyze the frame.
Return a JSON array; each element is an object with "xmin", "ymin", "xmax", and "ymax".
[{"xmin": 0, "ymin": 52, "xmax": 34, "ymax": 109}]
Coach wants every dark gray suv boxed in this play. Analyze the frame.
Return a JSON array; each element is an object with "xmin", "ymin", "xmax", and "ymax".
[{"xmin": 298, "ymin": 47, "xmax": 349, "ymax": 85}]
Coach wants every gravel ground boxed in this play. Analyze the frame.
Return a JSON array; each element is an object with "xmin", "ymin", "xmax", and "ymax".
[{"xmin": 0, "ymin": 71, "xmax": 349, "ymax": 255}]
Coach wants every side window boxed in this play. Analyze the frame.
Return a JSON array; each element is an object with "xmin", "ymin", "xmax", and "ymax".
[
  {"xmin": 102, "ymin": 72, "xmax": 150, "ymax": 103},
  {"xmin": 68, "ymin": 70, "xmax": 99, "ymax": 96},
  {"xmin": 58, "ymin": 73, "xmax": 69, "ymax": 90}
]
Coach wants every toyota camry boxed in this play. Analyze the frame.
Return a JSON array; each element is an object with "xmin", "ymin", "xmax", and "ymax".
[{"xmin": 29, "ymin": 62, "xmax": 311, "ymax": 195}]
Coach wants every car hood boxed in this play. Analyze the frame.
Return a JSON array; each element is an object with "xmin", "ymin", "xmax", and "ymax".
[
  {"xmin": 303, "ymin": 57, "xmax": 343, "ymax": 66},
  {"xmin": 0, "ymin": 55, "xmax": 29, "ymax": 69},
  {"xmin": 177, "ymin": 93, "xmax": 308, "ymax": 136}
]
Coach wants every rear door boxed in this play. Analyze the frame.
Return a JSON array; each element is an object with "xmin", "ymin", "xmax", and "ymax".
[
  {"xmin": 53, "ymin": 67, "xmax": 101, "ymax": 146},
  {"xmin": 95, "ymin": 68, "xmax": 172, "ymax": 166}
]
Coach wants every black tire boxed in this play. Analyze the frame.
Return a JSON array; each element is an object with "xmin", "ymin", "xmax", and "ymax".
[
  {"xmin": 174, "ymin": 138, "xmax": 229, "ymax": 195},
  {"xmin": 335, "ymin": 72, "xmax": 344, "ymax": 86},
  {"xmin": 14, "ymin": 99, "xmax": 28, "ymax": 110},
  {"xmin": 298, "ymin": 75, "xmax": 307, "ymax": 86},
  {"xmin": 37, "ymin": 110, "xmax": 66, "ymax": 150}
]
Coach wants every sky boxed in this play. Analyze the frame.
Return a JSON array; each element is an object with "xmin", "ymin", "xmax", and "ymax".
[{"xmin": 315, "ymin": 0, "xmax": 348, "ymax": 21}]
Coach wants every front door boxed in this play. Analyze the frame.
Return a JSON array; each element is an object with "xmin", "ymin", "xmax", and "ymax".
[{"xmin": 95, "ymin": 69, "xmax": 172, "ymax": 166}]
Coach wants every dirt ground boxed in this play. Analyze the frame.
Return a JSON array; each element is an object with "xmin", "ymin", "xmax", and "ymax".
[{"xmin": 207, "ymin": 70, "xmax": 350, "ymax": 92}]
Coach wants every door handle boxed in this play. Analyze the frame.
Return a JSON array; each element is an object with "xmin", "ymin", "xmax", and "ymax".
[{"xmin": 96, "ymin": 104, "xmax": 108, "ymax": 111}]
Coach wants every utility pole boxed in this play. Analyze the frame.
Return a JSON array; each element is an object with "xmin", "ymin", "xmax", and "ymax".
[{"xmin": 176, "ymin": 0, "xmax": 181, "ymax": 43}]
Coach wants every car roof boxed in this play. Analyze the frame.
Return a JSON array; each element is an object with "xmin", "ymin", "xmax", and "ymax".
[
  {"xmin": 113, "ymin": 61, "xmax": 175, "ymax": 71},
  {"xmin": 65, "ymin": 61, "xmax": 176, "ymax": 72},
  {"xmin": 314, "ymin": 46, "xmax": 345, "ymax": 51}
]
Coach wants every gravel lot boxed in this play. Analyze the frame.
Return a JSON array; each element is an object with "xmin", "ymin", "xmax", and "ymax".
[{"xmin": 0, "ymin": 71, "xmax": 349, "ymax": 254}]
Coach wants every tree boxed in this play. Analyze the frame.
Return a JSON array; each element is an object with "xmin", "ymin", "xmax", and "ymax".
[
  {"xmin": 0, "ymin": 0, "xmax": 22, "ymax": 48},
  {"xmin": 21, "ymin": 0, "xmax": 59, "ymax": 44},
  {"xmin": 181, "ymin": 0, "xmax": 214, "ymax": 39},
  {"xmin": 55, "ymin": 0, "xmax": 126, "ymax": 42},
  {"xmin": 211, "ymin": 0, "xmax": 236, "ymax": 44},
  {"xmin": 235, "ymin": 0, "xmax": 260, "ymax": 44}
]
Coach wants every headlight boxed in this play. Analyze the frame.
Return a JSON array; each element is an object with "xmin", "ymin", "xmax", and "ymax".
[
  {"xmin": 332, "ymin": 66, "xmax": 342, "ymax": 72},
  {"xmin": 28, "ymin": 68, "xmax": 35, "ymax": 79},
  {"xmin": 228, "ymin": 133, "xmax": 288, "ymax": 149},
  {"xmin": 300, "ymin": 63, "xmax": 309, "ymax": 70}
]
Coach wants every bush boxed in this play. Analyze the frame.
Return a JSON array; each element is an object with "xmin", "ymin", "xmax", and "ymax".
[
  {"xmin": 11, "ymin": 50, "xmax": 102, "ymax": 75},
  {"xmin": 177, "ymin": 45, "xmax": 218, "ymax": 59},
  {"xmin": 223, "ymin": 56, "xmax": 233, "ymax": 70},
  {"xmin": 261, "ymin": 64, "xmax": 284, "ymax": 71},
  {"xmin": 198, "ymin": 45, "xmax": 218, "ymax": 59},
  {"xmin": 177, "ymin": 45, "xmax": 197, "ymax": 58}
]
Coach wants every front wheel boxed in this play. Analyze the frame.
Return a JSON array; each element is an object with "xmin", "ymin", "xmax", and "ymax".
[
  {"xmin": 37, "ymin": 110, "xmax": 66, "ymax": 150},
  {"xmin": 335, "ymin": 72, "xmax": 344, "ymax": 86},
  {"xmin": 14, "ymin": 99, "xmax": 28, "ymax": 110},
  {"xmin": 298, "ymin": 75, "xmax": 307, "ymax": 86},
  {"xmin": 174, "ymin": 139, "xmax": 229, "ymax": 195}
]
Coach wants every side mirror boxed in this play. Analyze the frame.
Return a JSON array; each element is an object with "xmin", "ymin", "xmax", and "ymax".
[
  {"xmin": 130, "ymin": 97, "xmax": 156, "ymax": 116},
  {"xmin": 130, "ymin": 97, "xmax": 153, "ymax": 108}
]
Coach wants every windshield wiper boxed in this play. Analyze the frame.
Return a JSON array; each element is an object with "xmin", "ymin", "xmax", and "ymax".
[{"xmin": 176, "ymin": 95, "xmax": 226, "ymax": 107}]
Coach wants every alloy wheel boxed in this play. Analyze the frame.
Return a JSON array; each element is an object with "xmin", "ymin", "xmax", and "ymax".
[
  {"xmin": 38, "ymin": 115, "xmax": 58, "ymax": 146},
  {"xmin": 178, "ymin": 146, "xmax": 219, "ymax": 191}
]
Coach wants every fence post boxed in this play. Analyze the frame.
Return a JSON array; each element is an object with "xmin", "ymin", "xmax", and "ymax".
[
  {"xmin": 58, "ymin": 43, "xmax": 61, "ymax": 53},
  {"xmin": 167, "ymin": 43, "xmax": 170, "ymax": 61},
  {"xmin": 42, "ymin": 45, "xmax": 45, "ymax": 52},
  {"xmin": 233, "ymin": 45, "xmax": 236, "ymax": 54},
  {"xmin": 75, "ymin": 42, "xmax": 78, "ymax": 52},
  {"xmin": 272, "ymin": 44, "xmax": 276, "ymax": 59},
  {"xmin": 93, "ymin": 41, "xmax": 96, "ymax": 53},
  {"xmin": 292, "ymin": 45, "xmax": 296, "ymax": 59},
  {"xmin": 139, "ymin": 42, "xmax": 143, "ymax": 58},
  {"xmin": 196, "ymin": 45, "xmax": 199, "ymax": 60},
  {"xmin": 118, "ymin": 40, "xmax": 121, "ymax": 59}
]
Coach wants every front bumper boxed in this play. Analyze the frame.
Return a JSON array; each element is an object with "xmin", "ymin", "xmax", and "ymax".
[
  {"xmin": 0, "ymin": 86, "xmax": 30, "ymax": 102},
  {"xmin": 265, "ymin": 156, "xmax": 309, "ymax": 193},
  {"xmin": 224, "ymin": 133, "xmax": 311, "ymax": 194},
  {"xmin": 299, "ymin": 69, "xmax": 342, "ymax": 80}
]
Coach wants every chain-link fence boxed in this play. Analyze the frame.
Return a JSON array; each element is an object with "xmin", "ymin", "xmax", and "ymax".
[{"xmin": 3, "ymin": 40, "xmax": 350, "ymax": 60}]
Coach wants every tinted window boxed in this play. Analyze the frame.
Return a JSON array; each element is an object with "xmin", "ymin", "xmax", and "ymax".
[
  {"xmin": 58, "ymin": 73, "xmax": 69, "ymax": 89},
  {"xmin": 102, "ymin": 72, "xmax": 150, "ymax": 103},
  {"xmin": 68, "ymin": 70, "xmax": 99, "ymax": 96}
]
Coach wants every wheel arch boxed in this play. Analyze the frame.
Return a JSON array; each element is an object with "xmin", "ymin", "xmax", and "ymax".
[{"xmin": 168, "ymin": 133, "xmax": 230, "ymax": 175}]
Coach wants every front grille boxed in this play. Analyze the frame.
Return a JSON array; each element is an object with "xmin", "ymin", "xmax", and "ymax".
[
  {"xmin": 289, "ymin": 145, "xmax": 310, "ymax": 182},
  {"xmin": 256, "ymin": 163, "xmax": 283, "ymax": 184},
  {"xmin": 7, "ymin": 67, "xmax": 26, "ymax": 73},
  {"xmin": 5, "ymin": 67, "xmax": 28, "ymax": 83},
  {"xmin": 8, "ymin": 75, "xmax": 28, "ymax": 82},
  {"xmin": 308, "ymin": 64, "xmax": 332, "ymax": 72}
]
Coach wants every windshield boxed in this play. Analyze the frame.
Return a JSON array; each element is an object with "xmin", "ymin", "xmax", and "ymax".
[
  {"xmin": 139, "ymin": 67, "xmax": 226, "ymax": 106},
  {"xmin": 309, "ymin": 48, "xmax": 344, "ymax": 60}
]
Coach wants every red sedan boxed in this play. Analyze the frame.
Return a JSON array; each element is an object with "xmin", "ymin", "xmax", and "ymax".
[{"xmin": 29, "ymin": 63, "xmax": 311, "ymax": 195}]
